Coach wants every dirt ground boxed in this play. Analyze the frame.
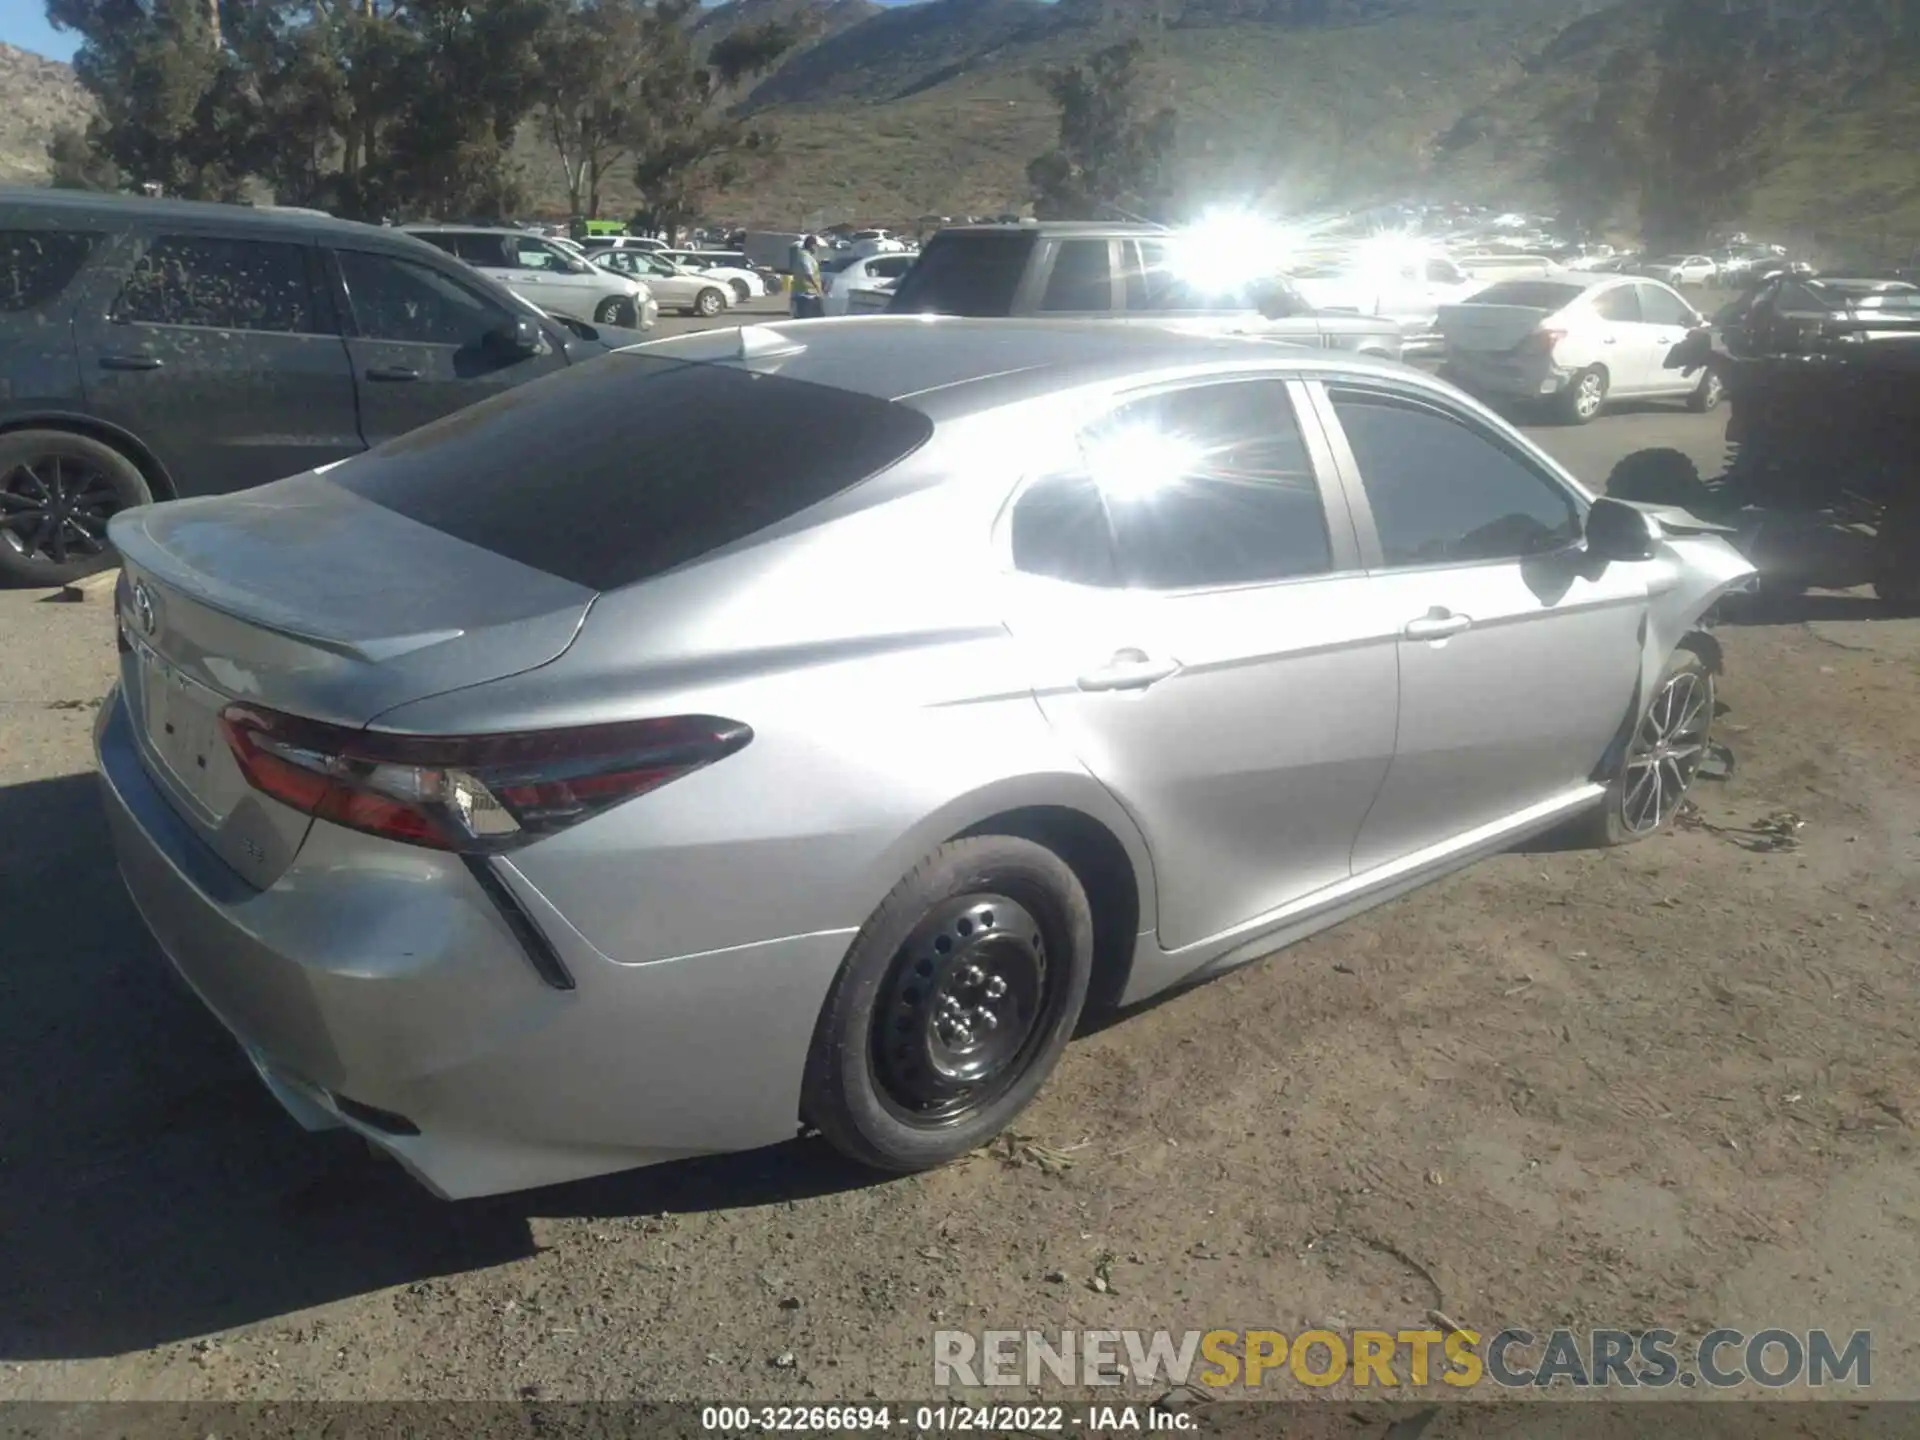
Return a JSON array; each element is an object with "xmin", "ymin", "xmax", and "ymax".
[{"xmin": 2, "ymin": 397, "xmax": 1916, "ymax": 1409}]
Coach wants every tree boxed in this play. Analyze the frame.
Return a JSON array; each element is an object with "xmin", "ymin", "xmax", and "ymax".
[
  {"xmin": 535, "ymin": 0, "xmax": 651, "ymax": 220},
  {"xmin": 46, "ymin": 0, "xmax": 264, "ymax": 200},
  {"xmin": 46, "ymin": 123, "xmax": 121, "ymax": 190},
  {"xmin": 626, "ymin": 7, "xmax": 799, "ymax": 233},
  {"xmin": 1541, "ymin": 45, "xmax": 1653, "ymax": 237},
  {"xmin": 1027, "ymin": 40, "xmax": 1176, "ymax": 222}
]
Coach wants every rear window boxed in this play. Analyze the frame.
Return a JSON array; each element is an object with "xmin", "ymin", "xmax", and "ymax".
[
  {"xmin": 1465, "ymin": 281, "xmax": 1587, "ymax": 309},
  {"xmin": 331, "ymin": 354, "xmax": 935, "ymax": 591},
  {"xmin": 0, "ymin": 229, "xmax": 99, "ymax": 312},
  {"xmin": 887, "ymin": 231, "xmax": 1035, "ymax": 317}
]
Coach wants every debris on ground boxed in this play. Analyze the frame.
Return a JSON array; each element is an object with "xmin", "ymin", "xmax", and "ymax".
[{"xmin": 1678, "ymin": 802, "xmax": 1805, "ymax": 851}]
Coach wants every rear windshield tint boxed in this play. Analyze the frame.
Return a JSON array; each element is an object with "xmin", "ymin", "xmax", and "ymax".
[
  {"xmin": 331, "ymin": 354, "xmax": 934, "ymax": 591},
  {"xmin": 1465, "ymin": 281, "xmax": 1588, "ymax": 309},
  {"xmin": 887, "ymin": 231, "xmax": 1035, "ymax": 317}
]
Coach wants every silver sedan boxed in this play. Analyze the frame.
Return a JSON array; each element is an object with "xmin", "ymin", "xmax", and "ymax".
[
  {"xmin": 95, "ymin": 321, "xmax": 1755, "ymax": 1198},
  {"xmin": 591, "ymin": 249, "xmax": 732, "ymax": 318}
]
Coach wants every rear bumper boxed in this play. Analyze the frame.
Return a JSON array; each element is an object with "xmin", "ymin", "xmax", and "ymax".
[
  {"xmin": 1444, "ymin": 349, "xmax": 1566, "ymax": 399},
  {"xmin": 94, "ymin": 689, "xmax": 852, "ymax": 1199}
]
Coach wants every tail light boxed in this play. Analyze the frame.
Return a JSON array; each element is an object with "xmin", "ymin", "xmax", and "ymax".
[
  {"xmin": 219, "ymin": 704, "xmax": 751, "ymax": 853},
  {"xmin": 1518, "ymin": 327, "xmax": 1568, "ymax": 356}
]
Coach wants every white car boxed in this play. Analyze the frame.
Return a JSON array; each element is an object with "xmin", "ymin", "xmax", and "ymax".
[
  {"xmin": 1651, "ymin": 255, "xmax": 1720, "ymax": 286},
  {"xmin": 1291, "ymin": 249, "xmax": 1480, "ymax": 350},
  {"xmin": 822, "ymin": 251, "xmax": 918, "ymax": 316},
  {"xmin": 403, "ymin": 224, "xmax": 655, "ymax": 328},
  {"xmin": 583, "ymin": 235, "xmax": 670, "ymax": 256},
  {"xmin": 659, "ymin": 250, "xmax": 769, "ymax": 302},
  {"xmin": 1438, "ymin": 275, "xmax": 1720, "ymax": 425}
]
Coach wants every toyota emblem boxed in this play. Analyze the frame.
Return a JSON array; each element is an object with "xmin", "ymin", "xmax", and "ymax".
[{"xmin": 131, "ymin": 580, "xmax": 157, "ymax": 637}]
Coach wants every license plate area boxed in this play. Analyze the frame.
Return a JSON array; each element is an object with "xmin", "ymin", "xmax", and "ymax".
[{"xmin": 138, "ymin": 646, "xmax": 227, "ymax": 817}]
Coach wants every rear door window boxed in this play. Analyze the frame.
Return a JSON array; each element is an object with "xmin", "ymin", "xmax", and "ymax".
[
  {"xmin": 0, "ymin": 230, "xmax": 99, "ymax": 312},
  {"xmin": 1636, "ymin": 284, "xmax": 1698, "ymax": 327},
  {"xmin": 1039, "ymin": 240, "xmax": 1114, "ymax": 313},
  {"xmin": 331, "ymin": 355, "xmax": 935, "ymax": 591},
  {"xmin": 1591, "ymin": 286, "xmax": 1642, "ymax": 324},
  {"xmin": 112, "ymin": 234, "xmax": 321, "ymax": 334},
  {"xmin": 887, "ymin": 230, "xmax": 1035, "ymax": 317}
]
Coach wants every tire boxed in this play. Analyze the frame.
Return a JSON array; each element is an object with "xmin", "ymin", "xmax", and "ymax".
[
  {"xmin": 1578, "ymin": 647, "xmax": 1715, "ymax": 847},
  {"xmin": 593, "ymin": 297, "xmax": 633, "ymax": 327},
  {"xmin": 0, "ymin": 428, "xmax": 153, "ymax": 588},
  {"xmin": 729, "ymin": 278, "xmax": 751, "ymax": 303},
  {"xmin": 1686, "ymin": 366, "xmax": 1726, "ymax": 413},
  {"xmin": 694, "ymin": 287, "xmax": 725, "ymax": 318},
  {"xmin": 801, "ymin": 835, "xmax": 1095, "ymax": 1173},
  {"xmin": 1555, "ymin": 366, "xmax": 1609, "ymax": 425},
  {"xmin": 1874, "ymin": 496, "xmax": 1920, "ymax": 610}
]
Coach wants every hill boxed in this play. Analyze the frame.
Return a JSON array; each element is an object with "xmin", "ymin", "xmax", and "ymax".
[
  {"xmin": 6, "ymin": 0, "xmax": 1918, "ymax": 254},
  {"xmin": 0, "ymin": 43, "xmax": 92, "ymax": 184}
]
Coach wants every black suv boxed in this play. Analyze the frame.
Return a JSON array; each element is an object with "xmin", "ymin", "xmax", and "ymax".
[{"xmin": 0, "ymin": 190, "xmax": 644, "ymax": 586}]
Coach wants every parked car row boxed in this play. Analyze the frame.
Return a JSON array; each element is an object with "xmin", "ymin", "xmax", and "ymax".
[{"xmin": 0, "ymin": 191, "xmax": 652, "ymax": 586}]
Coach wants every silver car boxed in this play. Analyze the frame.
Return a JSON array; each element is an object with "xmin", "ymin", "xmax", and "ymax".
[
  {"xmin": 591, "ymin": 248, "xmax": 733, "ymax": 318},
  {"xmin": 404, "ymin": 224, "xmax": 657, "ymax": 329},
  {"xmin": 95, "ymin": 320, "xmax": 1755, "ymax": 1199}
]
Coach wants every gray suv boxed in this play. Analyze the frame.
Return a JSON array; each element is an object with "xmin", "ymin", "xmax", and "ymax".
[
  {"xmin": 883, "ymin": 222, "xmax": 1406, "ymax": 359},
  {"xmin": 0, "ymin": 191, "xmax": 651, "ymax": 587}
]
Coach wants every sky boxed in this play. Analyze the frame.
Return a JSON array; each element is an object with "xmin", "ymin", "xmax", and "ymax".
[
  {"xmin": 1, "ymin": 0, "xmax": 75, "ymax": 61},
  {"xmin": 0, "ymin": 0, "xmax": 936, "ymax": 62}
]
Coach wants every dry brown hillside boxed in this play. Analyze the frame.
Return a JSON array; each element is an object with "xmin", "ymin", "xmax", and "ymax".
[{"xmin": 0, "ymin": 43, "xmax": 91, "ymax": 183}]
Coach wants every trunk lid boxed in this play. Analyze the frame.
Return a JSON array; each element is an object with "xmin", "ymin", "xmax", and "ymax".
[
  {"xmin": 1437, "ymin": 303, "xmax": 1559, "ymax": 354},
  {"xmin": 109, "ymin": 467, "xmax": 595, "ymax": 887}
]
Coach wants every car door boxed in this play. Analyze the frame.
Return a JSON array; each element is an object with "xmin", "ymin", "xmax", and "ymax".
[
  {"xmin": 328, "ymin": 246, "xmax": 570, "ymax": 447},
  {"xmin": 1586, "ymin": 282, "xmax": 1661, "ymax": 393},
  {"xmin": 1308, "ymin": 381, "xmax": 1652, "ymax": 874},
  {"xmin": 504, "ymin": 234, "xmax": 599, "ymax": 316},
  {"xmin": 1633, "ymin": 282, "xmax": 1704, "ymax": 392},
  {"xmin": 73, "ymin": 228, "xmax": 361, "ymax": 497},
  {"xmin": 998, "ymin": 375, "xmax": 1400, "ymax": 951}
]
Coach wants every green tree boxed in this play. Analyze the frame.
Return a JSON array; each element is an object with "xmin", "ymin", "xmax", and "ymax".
[
  {"xmin": 534, "ymin": 0, "xmax": 653, "ymax": 220},
  {"xmin": 1027, "ymin": 40, "xmax": 1176, "ymax": 222},
  {"xmin": 47, "ymin": 0, "xmax": 263, "ymax": 199},
  {"xmin": 626, "ymin": 6, "xmax": 799, "ymax": 234},
  {"xmin": 46, "ymin": 122, "xmax": 121, "ymax": 190}
]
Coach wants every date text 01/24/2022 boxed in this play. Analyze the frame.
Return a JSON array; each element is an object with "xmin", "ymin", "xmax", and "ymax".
[{"xmin": 699, "ymin": 1404, "xmax": 1194, "ymax": 1432}]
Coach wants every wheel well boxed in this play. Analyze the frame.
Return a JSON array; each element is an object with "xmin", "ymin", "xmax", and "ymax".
[
  {"xmin": 0, "ymin": 416, "xmax": 174, "ymax": 500},
  {"xmin": 955, "ymin": 806, "xmax": 1142, "ymax": 1015},
  {"xmin": 1675, "ymin": 629, "xmax": 1724, "ymax": 676}
]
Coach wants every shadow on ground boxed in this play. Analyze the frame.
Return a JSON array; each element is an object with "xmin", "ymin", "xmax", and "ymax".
[{"xmin": 0, "ymin": 772, "xmax": 882, "ymax": 1363}]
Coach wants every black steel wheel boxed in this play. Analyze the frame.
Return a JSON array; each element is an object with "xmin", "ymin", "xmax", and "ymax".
[
  {"xmin": 803, "ymin": 835, "xmax": 1094, "ymax": 1172},
  {"xmin": 0, "ymin": 429, "xmax": 152, "ymax": 588},
  {"xmin": 729, "ymin": 278, "xmax": 751, "ymax": 303}
]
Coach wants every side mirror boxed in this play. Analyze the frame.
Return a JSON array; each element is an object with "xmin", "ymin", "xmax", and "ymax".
[
  {"xmin": 491, "ymin": 316, "xmax": 544, "ymax": 356},
  {"xmin": 1585, "ymin": 496, "xmax": 1660, "ymax": 562}
]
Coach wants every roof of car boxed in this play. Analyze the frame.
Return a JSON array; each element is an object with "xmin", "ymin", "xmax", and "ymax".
[
  {"xmin": 628, "ymin": 316, "xmax": 1424, "ymax": 418},
  {"xmin": 932, "ymin": 221, "xmax": 1172, "ymax": 239},
  {"xmin": 401, "ymin": 223, "xmax": 526, "ymax": 236},
  {"xmin": 0, "ymin": 187, "xmax": 404, "ymax": 244}
]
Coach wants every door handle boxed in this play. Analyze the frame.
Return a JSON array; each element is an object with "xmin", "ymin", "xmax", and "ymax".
[
  {"xmin": 364, "ymin": 365, "xmax": 421, "ymax": 382},
  {"xmin": 1076, "ymin": 648, "xmax": 1179, "ymax": 693},
  {"xmin": 1601, "ymin": 335, "xmax": 1617, "ymax": 344},
  {"xmin": 1404, "ymin": 609, "xmax": 1473, "ymax": 641},
  {"xmin": 98, "ymin": 354, "xmax": 162, "ymax": 371}
]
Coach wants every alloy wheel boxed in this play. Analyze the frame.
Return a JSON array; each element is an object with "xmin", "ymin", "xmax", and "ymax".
[
  {"xmin": 1575, "ymin": 372, "xmax": 1606, "ymax": 420},
  {"xmin": 0, "ymin": 453, "xmax": 119, "ymax": 566},
  {"xmin": 871, "ymin": 893, "xmax": 1058, "ymax": 1127},
  {"xmin": 1621, "ymin": 669, "xmax": 1711, "ymax": 834}
]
